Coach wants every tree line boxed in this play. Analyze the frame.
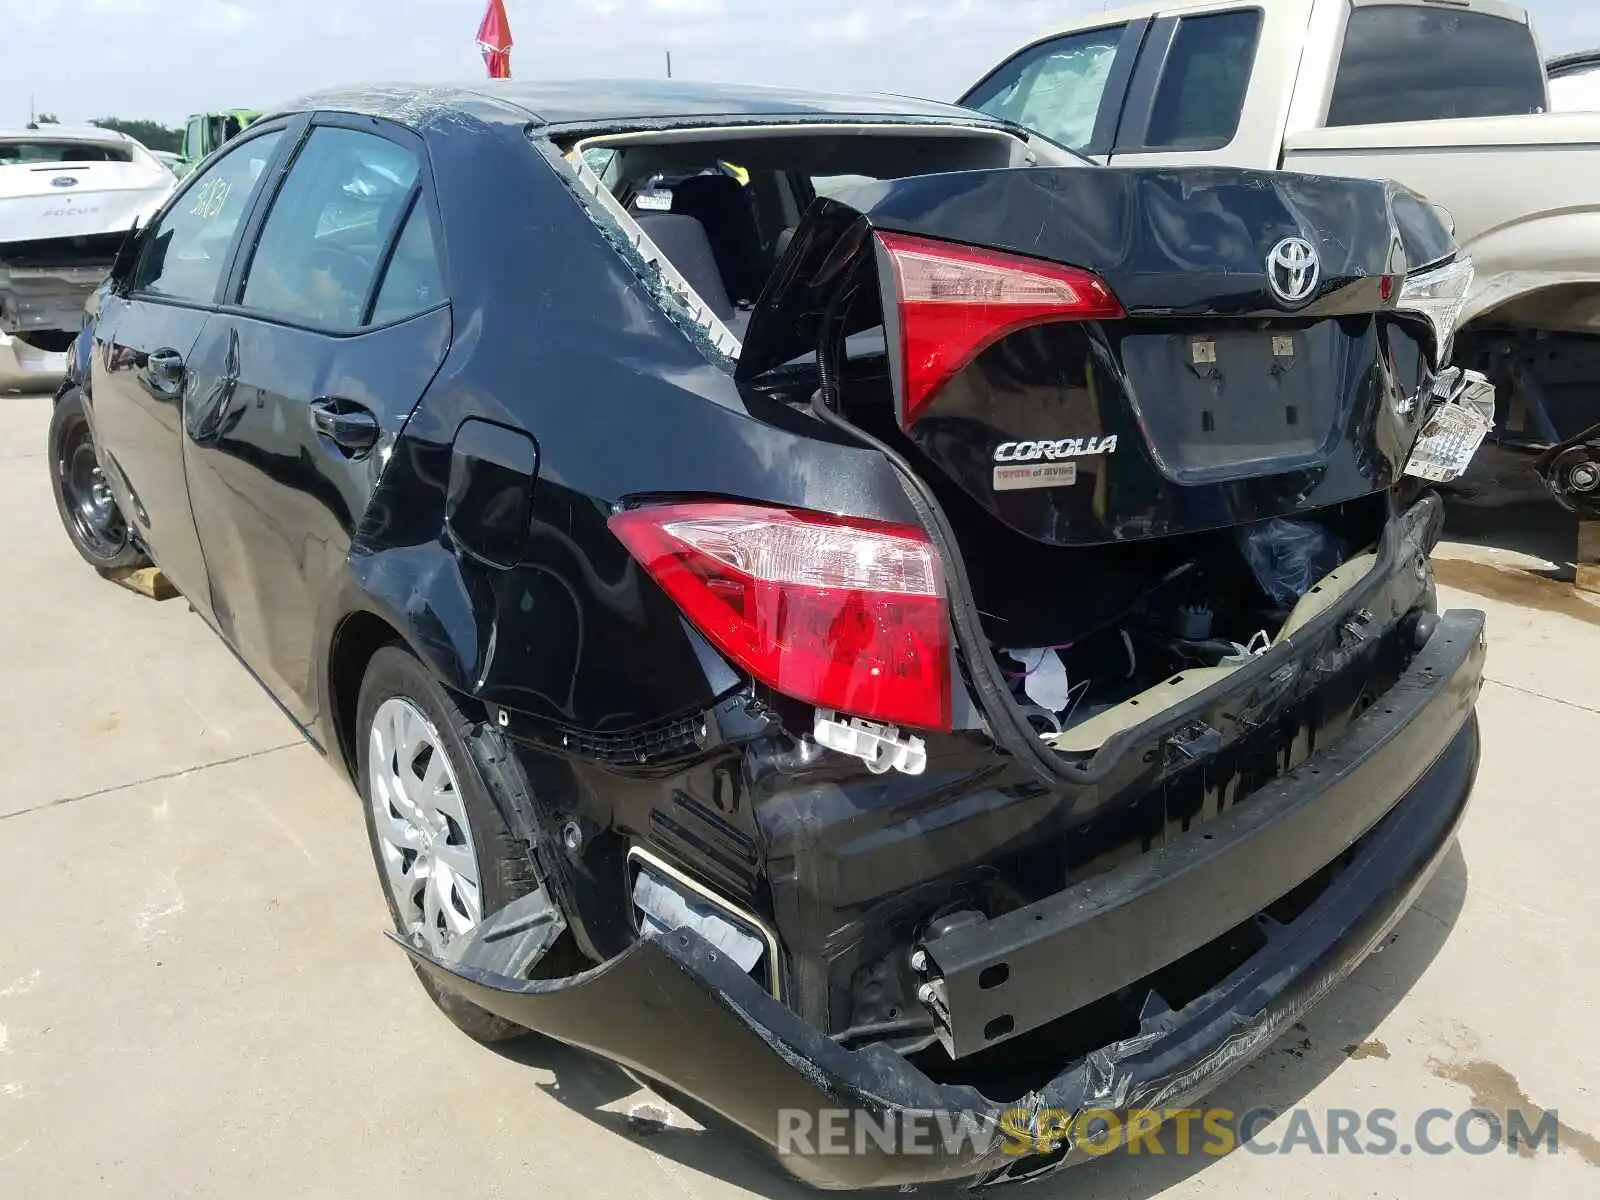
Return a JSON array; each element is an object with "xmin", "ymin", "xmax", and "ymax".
[{"xmin": 31, "ymin": 113, "xmax": 182, "ymax": 153}]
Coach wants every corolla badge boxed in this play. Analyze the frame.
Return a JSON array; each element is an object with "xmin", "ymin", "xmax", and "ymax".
[
  {"xmin": 51, "ymin": 176, "xmax": 79, "ymax": 188},
  {"xmin": 994, "ymin": 436, "xmax": 1118, "ymax": 464},
  {"xmin": 1266, "ymin": 236, "xmax": 1320, "ymax": 307},
  {"xmin": 992, "ymin": 436, "xmax": 1117, "ymax": 492}
]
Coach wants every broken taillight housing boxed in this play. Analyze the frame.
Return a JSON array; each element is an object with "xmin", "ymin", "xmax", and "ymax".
[
  {"xmin": 609, "ymin": 501, "xmax": 951, "ymax": 731},
  {"xmin": 1397, "ymin": 256, "xmax": 1475, "ymax": 365},
  {"xmin": 876, "ymin": 230, "xmax": 1125, "ymax": 428}
]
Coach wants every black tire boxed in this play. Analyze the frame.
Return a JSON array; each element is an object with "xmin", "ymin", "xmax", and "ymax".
[
  {"xmin": 355, "ymin": 644, "xmax": 540, "ymax": 1044},
  {"xmin": 48, "ymin": 389, "xmax": 147, "ymax": 572}
]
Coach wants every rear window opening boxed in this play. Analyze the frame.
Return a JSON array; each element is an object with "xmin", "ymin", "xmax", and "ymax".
[
  {"xmin": 555, "ymin": 123, "xmax": 1074, "ymax": 344},
  {"xmin": 0, "ymin": 139, "xmax": 133, "ymax": 165}
]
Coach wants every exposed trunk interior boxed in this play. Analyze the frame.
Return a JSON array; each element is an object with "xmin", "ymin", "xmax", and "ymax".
[
  {"xmin": 824, "ymin": 362, "xmax": 1391, "ymax": 746},
  {"xmin": 0, "ymin": 232, "xmax": 124, "ymax": 347}
]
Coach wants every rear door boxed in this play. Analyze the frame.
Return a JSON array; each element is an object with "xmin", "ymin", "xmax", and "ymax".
[
  {"xmin": 1100, "ymin": 5, "xmax": 1273, "ymax": 167},
  {"xmin": 182, "ymin": 116, "xmax": 450, "ymax": 725},
  {"xmin": 88, "ymin": 123, "xmax": 292, "ymax": 613}
]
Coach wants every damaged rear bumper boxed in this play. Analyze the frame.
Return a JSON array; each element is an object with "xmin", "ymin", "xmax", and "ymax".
[{"xmin": 400, "ymin": 608, "xmax": 1485, "ymax": 1190}]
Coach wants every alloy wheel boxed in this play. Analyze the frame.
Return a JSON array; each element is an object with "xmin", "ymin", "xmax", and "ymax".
[{"xmin": 367, "ymin": 696, "xmax": 484, "ymax": 957}]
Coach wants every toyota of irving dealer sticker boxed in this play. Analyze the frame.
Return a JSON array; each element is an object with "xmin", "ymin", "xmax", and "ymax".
[{"xmin": 992, "ymin": 436, "xmax": 1117, "ymax": 491}]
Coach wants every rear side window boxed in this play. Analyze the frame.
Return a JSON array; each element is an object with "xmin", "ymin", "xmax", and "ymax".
[
  {"xmin": 132, "ymin": 130, "xmax": 285, "ymax": 303},
  {"xmin": 1327, "ymin": 6, "xmax": 1546, "ymax": 126},
  {"xmin": 369, "ymin": 201, "xmax": 445, "ymax": 324},
  {"xmin": 964, "ymin": 25, "xmax": 1127, "ymax": 152},
  {"xmin": 1143, "ymin": 10, "xmax": 1262, "ymax": 148},
  {"xmin": 240, "ymin": 126, "xmax": 421, "ymax": 329}
]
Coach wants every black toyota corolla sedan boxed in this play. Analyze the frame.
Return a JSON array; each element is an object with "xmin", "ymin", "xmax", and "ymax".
[{"xmin": 48, "ymin": 79, "xmax": 1489, "ymax": 1188}]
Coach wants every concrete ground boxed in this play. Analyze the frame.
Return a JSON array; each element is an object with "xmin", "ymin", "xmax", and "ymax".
[{"xmin": 0, "ymin": 392, "xmax": 1595, "ymax": 1198}]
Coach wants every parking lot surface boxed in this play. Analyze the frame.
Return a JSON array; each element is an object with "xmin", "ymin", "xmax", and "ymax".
[{"xmin": 1, "ymin": 395, "xmax": 1595, "ymax": 1197}]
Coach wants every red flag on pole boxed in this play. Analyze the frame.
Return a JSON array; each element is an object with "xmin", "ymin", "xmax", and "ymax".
[{"xmin": 477, "ymin": 0, "xmax": 513, "ymax": 79}]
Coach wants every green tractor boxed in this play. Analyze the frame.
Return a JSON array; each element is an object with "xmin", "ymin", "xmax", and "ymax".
[{"xmin": 175, "ymin": 108, "xmax": 261, "ymax": 177}]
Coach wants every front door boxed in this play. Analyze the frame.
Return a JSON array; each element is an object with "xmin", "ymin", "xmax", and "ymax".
[
  {"xmin": 183, "ymin": 119, "xmax": 451, "ymax": 725},
  {"xmin": 960, "ymin": 19, "xmax": 1146, "ymax": 161},
  {"xmin": 89, "ymin": 124, "xmax": 291, "ymax": 614}
]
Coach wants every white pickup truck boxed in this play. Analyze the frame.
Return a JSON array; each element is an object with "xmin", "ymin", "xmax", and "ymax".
[{"xmin": 962, "ymin": 0, "xmax": 1600, "ymax": 507}]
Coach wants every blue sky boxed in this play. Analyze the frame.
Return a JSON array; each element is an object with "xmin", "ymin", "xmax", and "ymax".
[{"xmin": 6, "ymin": 0, "xmax": 1597, "ymax": 128}]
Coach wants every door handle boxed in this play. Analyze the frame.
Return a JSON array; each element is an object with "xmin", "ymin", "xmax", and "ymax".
[{"xmin": 309, "ymin": 398, "xmax": 380, "ymax": 456}]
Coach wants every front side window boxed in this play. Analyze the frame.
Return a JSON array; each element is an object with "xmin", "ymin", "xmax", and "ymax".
[
  {"xmin": 1327, "ymin": 6, "xmax": 1546, "ymax": 126},
  {"xmin": 131, "ymin": 130, "xmax": 285, "ymax": 304},
  {"xmin": 964, "ymin": 26, "xmax": 1126, "ymax": 152},
  {"xmin": 240, "ymin": 127, "xmax": 421, "ymax": 329},
  {"xmin": 1143, "ymin": 10, "xmax": 1262, "ymax": 148}
]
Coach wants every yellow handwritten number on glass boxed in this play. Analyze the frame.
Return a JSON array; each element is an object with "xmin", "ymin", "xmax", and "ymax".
[{"xmin": 187, "ymin": 178, "xmax": 232, "ymax": 221}]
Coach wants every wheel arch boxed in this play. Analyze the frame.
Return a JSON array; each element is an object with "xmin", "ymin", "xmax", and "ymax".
[
  {"xmin": 324, "ymin": 605, "xmax": 488, "ymax": 783},
  {"xmin": 1464, "ymin": 279, "xmax": 1600, "ymax": 336},
  {"xmin": 1459, "ymin": 207, "xmax": 1600, "ymax": 331}
]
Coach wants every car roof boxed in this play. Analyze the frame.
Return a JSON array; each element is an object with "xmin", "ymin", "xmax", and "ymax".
[
  {"xmin": 1549, "ymin": 49, "xmax": 1600, "ymax": 77},
  {"xmin": 272, "ymin": 79, "xmax": 1016, "ymax": 131}
]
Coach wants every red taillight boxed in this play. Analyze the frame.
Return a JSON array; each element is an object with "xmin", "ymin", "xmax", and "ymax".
[
  {"xmin": 609, "ymin": 501, "xmax": 951, "ymax": 731},
  {"xmin": 877, "ymin": 231, "xmax": 1124, "ymax": 428}
]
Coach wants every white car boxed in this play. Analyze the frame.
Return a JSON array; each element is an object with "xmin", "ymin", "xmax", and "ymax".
[{"xmin": 1, "ymin": 126, "xmax": 174, "ymax": 391}]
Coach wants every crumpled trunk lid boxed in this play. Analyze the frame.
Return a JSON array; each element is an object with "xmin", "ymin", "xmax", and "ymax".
[{"xmin": 739, "ymin": 166, "xmax": 1454, "ymax": 548}]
